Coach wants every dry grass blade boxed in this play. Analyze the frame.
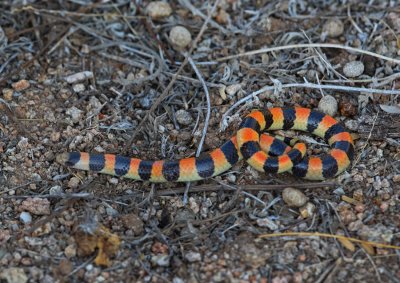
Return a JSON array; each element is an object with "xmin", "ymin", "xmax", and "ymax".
[
  {"xmin": 259, "ymin": 232, "xmax": 400, "ymax": 251},
  {"xmin": 216, "ymin": 43, "xmax": 400, "ymax": 65},
  {"xmin": 338, "ymin": 237, "xmax": 356, "ymax": 252}
]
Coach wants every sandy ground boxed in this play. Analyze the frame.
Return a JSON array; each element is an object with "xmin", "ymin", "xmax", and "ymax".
[{"xmin": 1, "ymin": 1, "xmax": 400, "ymax": 282}]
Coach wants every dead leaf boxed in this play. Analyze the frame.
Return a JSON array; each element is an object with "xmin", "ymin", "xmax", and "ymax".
[
  {"xmin": 75, "ymin": 224, "xmax": 121, "ymax": 267},
  {"xmin": 361, "ymin": 242, "xmax": 375, "ymax": 255}
]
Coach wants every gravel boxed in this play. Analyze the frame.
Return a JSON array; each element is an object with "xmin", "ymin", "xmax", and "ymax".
[
  {"xmin": 1, "ymin": 1, "xmax": 399, "ymax": 282},
  {"xmin": 343, "ymin": 61, "xmax": 365, "ymax": 78}
]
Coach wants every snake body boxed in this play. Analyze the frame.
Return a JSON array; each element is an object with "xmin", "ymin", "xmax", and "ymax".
[{"xmin": 57, "ymin": 107, "xmax": 354, "ymax": 182}]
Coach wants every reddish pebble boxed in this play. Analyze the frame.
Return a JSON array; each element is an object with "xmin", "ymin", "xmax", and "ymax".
[
  {"xmin": 339, "ymin": 101, "xmax": 357, "ymax": 117},
  {"xmin": 380, "ymin": 202, "xmax": 389, "ymax": 212},
  {"xmin": 355, "ymin": 204, "xmax": 365, "ymax": 213},
  {"xmin": 12, "ymin": 79, "xmax": 30, "ymax": 91}
]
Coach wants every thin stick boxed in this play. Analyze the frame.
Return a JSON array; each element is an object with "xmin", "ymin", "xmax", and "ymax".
[
  {"xmin": 182, "ymin": 56, "xmax": 212, "ymax": 204},
  {"xmin": 215, "ymin": 43, "xmax": 400, "ymax": 65},
  {"xmin": 163, "ymin": 71, "xmax": 223, "ymax": 88},
  {"xmin": 155, "ymin": 182, "xmax": 337, "ymax": 196},
  {"xmin": 352, "ymin": 111, "xmax": 379, "ymax": 168},
  {"xmin": 221, "ymin": 82, "xmax": 400, "ymax": 128},
  {"xmin": 188, "ymin": 57, "xmax": 211, "ymax": 157},
  {"xmin": 259, "ymin": 232, "xmax": 400, "ymax": 250}
]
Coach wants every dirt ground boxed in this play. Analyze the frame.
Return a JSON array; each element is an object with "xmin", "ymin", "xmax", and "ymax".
[{"xmin": 1, "ymin": 1, "xmax": 400, "ymax": 282}]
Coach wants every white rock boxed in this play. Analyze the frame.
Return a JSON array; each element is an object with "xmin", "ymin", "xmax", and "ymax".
[
  {"xmin": 66, "ymin": 106, "xmax": 83, "ymax": 123},
  {"xmin": 184, "ymin": 251, "xmax": 201, "ymax": 262},
  {"xmin": 322, "ymin": 19, "xmax": 344, "ymax": 37},
  {"xmin": 299, "ymin": 202, "xmax": 316, "ymax": 218},
  {"xmin": 146, "ymin": 1, "xmax": 172, "ymax": 19},
  {"xmin": 151, "ymin": 254, "xmax": 170, "ymax": 267},
  {"xmin": 175, "ymin": 109, "xmax": 193, "ymax": 126},
  {"xmin": 109, "ymin": 177, "xmax": 119, "ymax": 185},
  {"xmin": 72, "ymin": 83, "xmax": 85, "ymax": 93},
  {"xmin": 49, "ymin": 185, "xmax": 63, "ymax": 195},
  {"xmin": 282, "ymin": 187, "xmax": 308, "ymax": 207},
  {"xmin": 256, "ymin": 217, "xmax": 279, "ymax": 230},
  {"xmin": 225, "ymin": 84, "xmax": 242, "ymax": 96},
  {"xmin": 170, "ymin": 26, "xmax": 192, "ymax": 49},
  {"xmin": 345, "ymin": 120, "xmax": 359, "ymax": 131},
  {"xmin": 0, "ymin": 268, "xmax": 28, "ymax": 283},
  {"xmin": 343, "ymin": 61, "xmax": 364, "ymax": 78},
  {"xmin": 318, "ymin": 95, "xmax": 338, "ymax": 116},
  {"xmin": 19, "ymin": 212, "xmax": 32, "ymax": 224},
  {"xmin": 64, "ymin": 71, "xmax": 93, "ymax": 83}
]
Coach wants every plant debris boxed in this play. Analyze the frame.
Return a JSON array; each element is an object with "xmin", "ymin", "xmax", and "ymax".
[{"xmin": 1, "ymin": 0, "xmax": 399, "ymax": 282}]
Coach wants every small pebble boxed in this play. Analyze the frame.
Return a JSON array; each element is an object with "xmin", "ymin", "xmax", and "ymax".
[
  {"xmin": 256, "ymin": 217, "xmax": 279, "ymax": 230},
  {"xmin": 85, "ymin": 264, "xmax": 93, "ymax": 271},
  {"xmin": 348, "ymin": 220, "xmax": 364, "ymax": 231},
  {"xmin": 282, "ymin": 187, "xmax": 308, "ymax": 207},
  {"xmin": 261, "ymin": 53, "xmax": 269, "ymax": 64},
  {"xmin": 19, "ymin": 212, "xmax": 32, "ymax": 224},
  {"xmin": 355, "ymin": 204, "xmax": 365, "ymax": 213},
  {"xmin": 12, "ymin": 79, "xmax": 30, "ymax": 91},
  {"xmin": 318, "ymin": 95, "xmax": 338, "ymax": 116},
  {"xmin": 72, "ymin": 83, "xmax": 85, "ymax": 93},
  {"xmin": 19, "ymin": 198, "xmax": 50, "ymax": 215},
  {"xmin": 226, "ymin": 174, "xmax": 236, "ymax": 183},
  {"xmin": 343, "ymin": 61, "xmax": 364, "ymax": 78},
  {"xmin": 344, "ymin": 120, "xmax": 359, "ymax": 131},
  {"xmin": 173, "ymin": 278, "xmax": 185, "ymax": 283},
  {"xmin": 146, "ymin": 1, "xmax": 172, "ymax": 19},
  {"xmin": 215, "ymin": 8, "xmax": 229, "ymax": 24},
  {"xmin": 322, "ymin": 19, "xmax": 344, "ymax": 37},
  {"xmin": 184, "ymin": 251, "xmax": 201, "ymax": 262},
  {"xmin": 49, "ymin": 185, "xmax": 63, "ymax": 195},
  {"xmin": 339, "ymin": 101, "xmax": 358, "ymax": 117},
  {"xmin": 299, "ymin": 202, "xmax": 316, "ymax": 218},
  {"xmin": 380, "ymin": 202, "xmax": 389, "ymax": 213},
  {"xmin": 339, "ymin": 208, "xmax": 357, "ymax": 224},
  {"xmin": 169, "ymin": 26, "xmax": 192, "ymax": 49},
  {"xmin": 120, "ymin": 214, "xmax": 144, "ymax": 235},
  {"xmin": 152, "ymin": 242, "xmax": 169, "ymax": 254},
  {"xmin": 2, "ymin": 88, "xmax": 13, "ymax": 100},
  {"xmin": 58, "ymin": 259, "xmax": 73, "ymax": 275},
  {"xmin": 66, "ymin": 106, "xmax": 83, "ymax": 123},
  {"xmin": 50, "ymin": 132, "xmax": 61, "ymax": 142},
  {"xmin": 177, "ymin": 131, "xmax": 192, "ymax": 142},
  {"xmin": 68, "ymin": 177, "xmax": 80, "ymax": 188},
  {"xmin": 188, "ymin": 197, "xmax": 199, "ymax": 214},
  {"xmin": 175, "ymin": 109, "xmax": 193, "ymax": 126},
  {"xmin": 0, "ymin": 267, "xmax": 28, "ymax": 283},
  {"xmin": 333, "ymin": 187, "xmax": 345, "ymax": 195},
  {"xmin": 305, "ymin": 69, "xmax": 319, "ymax": 82},
  {"xmin": 225, "ymin": 84, "xmax": 242, "ymax": 96},
  {"xmin": 32, "ymin": 222, "xmax": 52, "ymax": 236},
  {"xmin": 381, "ymin": 178, "xmax": 390, "ymax": 188},
  {"xmin": 64, "ymin": 244, "xmax": 77, "ymax": 258},
  {"xmin": 151, "ymin": 254, "xmax": 170, "ymax": 267},
  {"xmin": 109, "ymin": 178, "xmax": 119, "ymax": 185},
  {"xmin": 64, "ymin": 71, "xmax": 93, "ymax": 84},
  {"xmin": 17, "ymin": 137, "xmax": 29, "ymax": 151},
  {"xmin": 106, "ymin": 207, "xmax": 119, "ymax": 217}
]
